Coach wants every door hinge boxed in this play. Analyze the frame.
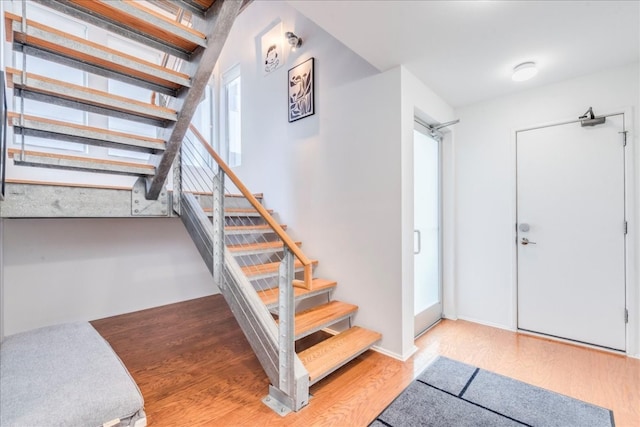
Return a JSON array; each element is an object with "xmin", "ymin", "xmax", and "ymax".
[
  {"xmin": 625, "ymin": 308, "xmax": 629, "ymax": 324},
  {"xmin": 620, "ymin": 131, "xmax": 628, "ymax": 146},
  {"xmin": 624, "ymin": 221, "xmax": 628, "ymax": 234}
]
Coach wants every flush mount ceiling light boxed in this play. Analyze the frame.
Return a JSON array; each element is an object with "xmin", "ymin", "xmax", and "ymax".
[
  {"xmin": 285, "ymin": 31, "xmax": 302, "ymax": 50},
  {"xmin": 512, "ymin": 62, "xmax": 538, "ymax": 82}
]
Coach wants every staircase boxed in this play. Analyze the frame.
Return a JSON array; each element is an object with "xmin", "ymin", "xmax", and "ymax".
[
  {"xmin": 0, "ymin": 0, "xmax": 382, "ymax": 415},
  {"xmin": 178, "ymin": 129, "xmax": 382, "ymax": 412},
  {"xmin": 223, "ymin": 192, "xmax": 380, "ymax": 385}
]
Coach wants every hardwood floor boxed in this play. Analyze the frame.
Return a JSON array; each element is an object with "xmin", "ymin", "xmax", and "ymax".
[{"xmin": 91, "ymin": 295, "xmax": 640, "ymax": 426}]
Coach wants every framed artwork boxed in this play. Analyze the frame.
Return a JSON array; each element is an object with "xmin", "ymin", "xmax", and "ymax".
[
  {"xmin": 260, "ymin": 22, "xmax": 284, "ymax": 76},
  {"xmin": 288, "ymin": 57, "xmax": 314, "ymax": 122}
]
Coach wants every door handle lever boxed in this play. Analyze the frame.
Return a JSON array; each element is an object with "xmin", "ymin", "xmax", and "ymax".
[{"xmin": 521, "ymin": 237, "xmax": 536, "ymax": 245}]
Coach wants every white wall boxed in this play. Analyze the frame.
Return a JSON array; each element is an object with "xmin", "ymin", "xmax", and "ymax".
[
  {"xmin": 215, "ymin": 1, "xmax": 407, "ymax": 356},
  {"xmin": 3, "ymin": 218, "xmax": 216, "ymax": 335},
  {"xmin": 214, "ymin": 1, "xmax": 456, "ymax": 358},
  {"xmin": 454, "ymin": 63, "xmax": 640, "ymax": 356}
]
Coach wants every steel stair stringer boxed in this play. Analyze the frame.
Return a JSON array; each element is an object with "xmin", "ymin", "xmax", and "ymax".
[{"xmin": 146, "ymin": 0, "xmax": 243, "ymax": 200}]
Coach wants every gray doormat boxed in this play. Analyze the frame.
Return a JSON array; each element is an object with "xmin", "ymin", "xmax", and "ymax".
[{"xmin": 371, "ymin": 356, "xmax": 614, "ymax": 427}]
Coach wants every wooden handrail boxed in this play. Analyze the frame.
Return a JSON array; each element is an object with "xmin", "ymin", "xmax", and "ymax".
[{"xmin": 187, "ymin": 124, "xmax": 313, "ymax": 289}]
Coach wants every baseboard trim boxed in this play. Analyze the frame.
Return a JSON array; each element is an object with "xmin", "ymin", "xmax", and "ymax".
[
  {"xmin": 371, "ymin": 343, "xmax": 418, "ymax": 362},
  {"xmin": 456, "ymin": 315, "xmax": 516, "ymax": 332}
]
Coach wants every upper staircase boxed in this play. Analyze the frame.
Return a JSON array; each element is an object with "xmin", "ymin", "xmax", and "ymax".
[
  {"xmin": 0, "ymin": 0, "xmax": 382, "ymax": 415},
  {"xmin": 4, "ymin": 0, "xmax": 241, "ymax": 199}
]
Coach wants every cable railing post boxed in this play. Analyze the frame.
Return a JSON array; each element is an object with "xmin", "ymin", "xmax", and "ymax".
[
  {"xmin": 19, "ymin": 0, "xmax": 27, "ymax": 162},
  {"xmin": 212, "ymin": 167, "xmax": 225, "ymax": 289},
  {"xmin": 173, "ymin": 149, "xmax": 182, "ymax": 215},
  {"xmin": 278, "ymin": 246, "xmax": 295, "ymax": 393},
  {"xmin": 0, "ymin": 71, "xmax": 6, "ymax": 201}
]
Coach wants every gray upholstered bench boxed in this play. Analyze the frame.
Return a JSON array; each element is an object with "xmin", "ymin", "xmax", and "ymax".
[{"xmin": 0, "ymin": 322, "xmax": 146, "ymax": 427}]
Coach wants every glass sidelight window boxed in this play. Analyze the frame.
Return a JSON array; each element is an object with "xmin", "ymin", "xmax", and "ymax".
[
  {"xmin": 413, "ymin": 123, "xmax": 442, "ymax": 336},
  {"xmin": 222, "ymin": 65, "xmax": 241, "ymax": 167}
]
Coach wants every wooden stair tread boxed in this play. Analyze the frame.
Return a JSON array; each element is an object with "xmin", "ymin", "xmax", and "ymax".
[
  {"xmin": 241, "ymin": 259, "xmax": 318, "ymax": 277},
  {"xmin": 177, "ymin": 190, "xmax": 263, "ymax": 199},
  {"xmin": 257, "ymin": 278, "xmax": 337, "ymax": 307},
  {"xmin": 65, "ymin": 0, "xmax": 206, "ymax": 52},
  {"xmin": 4, "ymin": 178, "xmax": 132, "ymax": 191},
  {"xmin": 228, "ymin": 240, "xmax": 301, "ymax": 253},
  {"xmin": 8, "ymin": 112, "xmax": 166, "ymax": 153},
  {"xmin": 6, "ymin": 68, "xmax": 177, "ymax": 124},
  {"xmin": 5, "ymin": 12, "xmax": 190, "ymax": 92},
  {"xmin": 8, "ymin": 148, "xmax": 153, "ymax": 168},
  {"xmin": 292, "ymin": 277, "xmax": 336, "ymax": 290},
  {"xmin": 299, "ymin": 326, "xmax": 382, "ymax": 384},
  {"xmin": 225, "ymin": 224, "xmax": 287, "ymax": 232},
  {"xmin": 181, "ymin": 191, "xmax": 263, "ymax": 199},
  {"xmin": 8, "ymin": 148, "xmax": 155, "ymax": 176},
  {"xmin": 290, "ymin": 301, "xmax": 358, "ymax": 340},
  {"xmin": 204, "ymin": 207, "xmax": 274, "ymax": 216},
  {"xmin": 226, "ymin": 193, "xmax": 263, "ymax": 199},
  {"xmin": 224, "ymin": 207, "xmax": 274, "ymax": 214}
]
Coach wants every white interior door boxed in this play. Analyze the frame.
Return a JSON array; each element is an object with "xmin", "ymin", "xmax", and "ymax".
[
  {"xmin": 517, "ymin": 114, "xmax": 626, "ymax": 351},
  {"xmin": 414, "ymin": 126, "xmax": 441, "ymax": 336}
]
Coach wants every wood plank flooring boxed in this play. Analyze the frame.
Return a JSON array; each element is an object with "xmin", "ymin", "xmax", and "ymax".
[{"xmin": 91, "ymin": 295, "xmax": 640, "ymax": 426}]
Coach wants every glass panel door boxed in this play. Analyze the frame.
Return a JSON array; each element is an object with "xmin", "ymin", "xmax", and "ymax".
[{"xmin": 414, "ymin": 125, "xmax": 441, "ymax": 336}]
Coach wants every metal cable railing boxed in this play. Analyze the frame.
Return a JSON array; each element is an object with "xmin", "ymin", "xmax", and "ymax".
[{"xmin": 177, "ymin": 125, "xmax": 310, "ymax": 412}]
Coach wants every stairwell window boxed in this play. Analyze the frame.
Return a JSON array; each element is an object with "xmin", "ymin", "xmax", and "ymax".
[
  {"xmin": 222, "ymin": 66, "xmax": 241, "ymax": 167},
  {"xmin": 14, "ymin": 3, "xmax": 87, "ymax": 153},
  {"xmin": 106, "ymin": 35, "xmax": 161, "ymax": 161}
]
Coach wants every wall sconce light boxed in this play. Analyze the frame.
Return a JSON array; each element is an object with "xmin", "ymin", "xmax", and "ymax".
[{"xmin": 285, "ymin": 31, "xmax": 302, "ymax": 51}]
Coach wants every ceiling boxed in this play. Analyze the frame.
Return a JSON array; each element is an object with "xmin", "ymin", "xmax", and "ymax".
[{"xmin": 288, "ymin": 1, "xmax": 640, "ymax": 108}]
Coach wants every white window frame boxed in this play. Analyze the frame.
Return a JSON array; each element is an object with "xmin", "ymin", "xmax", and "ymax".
[
  {"xmin": 105, "ymin": 34, "xmax": 162, "ymax": 161},
  {"xmin": 13, "ymin": 3, "xmax": 88, "ymax": 153},
  {"xmin": 220, "ymin": 64, "xmax": 241, "ymax": 167}
]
